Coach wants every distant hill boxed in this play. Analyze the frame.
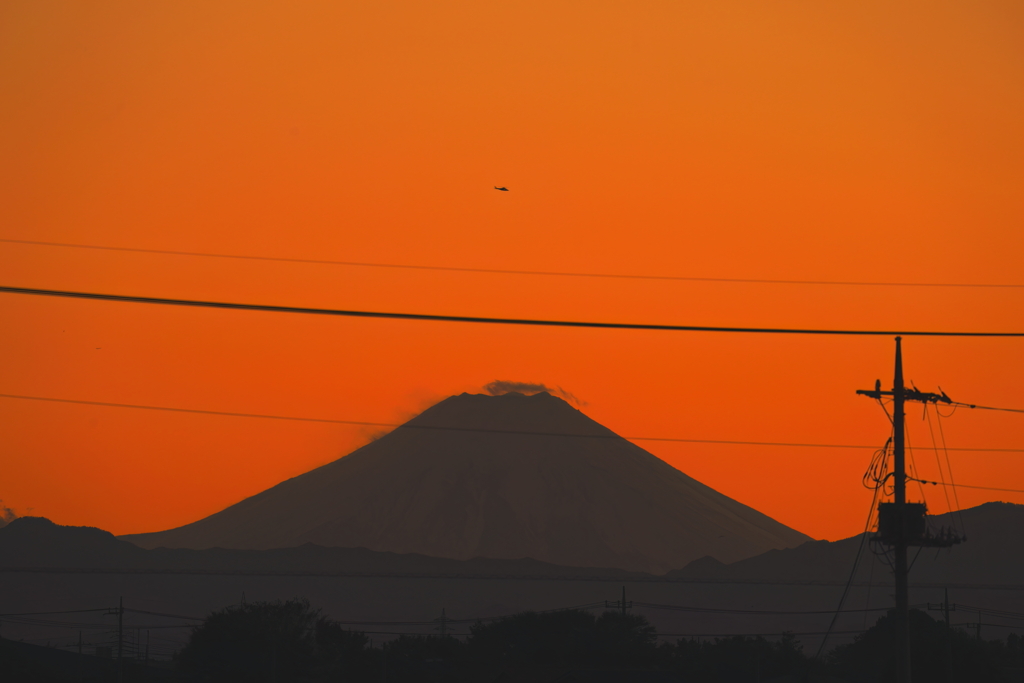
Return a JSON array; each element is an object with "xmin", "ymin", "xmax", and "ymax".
[
  {"xmin": 669, "ymin": 502, "xmax": 1024, "ymax": 587},
  {"xmin": 0, "ymin": 517, "xmax": 646, "ymax": 580},
  {"xmin": 6, "ymin": 503, "xmax": 1020, "ymax": 589},
  {"xmin": 0, "ymin": 516, "xmax": 145, "ymax": 566},
  {"xmin": 119, "ymin": 392, "xmax": 811, "ymax": 574},
  {"xmin": 5, "ymin": 505, "xmax": 1021, "ymax": 659}
]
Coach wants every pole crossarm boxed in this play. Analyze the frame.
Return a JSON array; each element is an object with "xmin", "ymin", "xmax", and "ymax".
[{"xmin": 856, "ymin": 385, "xmax": 951, "ymax": 405}]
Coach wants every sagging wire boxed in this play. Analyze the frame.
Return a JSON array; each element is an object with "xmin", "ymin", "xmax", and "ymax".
[
  {"xmin": 934, "ymin": 404, "xmax": 967, "ymax": 537},
  {"xmin": 863, "ymin": 409, "xmax": 896, "ymax": 571},
  {"xmin": 908, "ymin": 545, "xmax": 926, "ymax": 573},
  {"xmin": 903, "ymin": 421, "xmax": 930, "ymax": 504},
  {"xmin": 813, "ymin": 487, "xmax": 879, "ymax": 662},
  {"xmin": 862, "ymin": 436, "xmax": 894, "ymax": 495},
  {"xmin": 862, "ymin": 543, "xmax": 877, "ymax": 632},
  {"xmin": 817, "ymin": 430, "xmax": 894, "ymax": 661},
  {"xmin": 923, "ymin": 403, "xmax": 956, "ymax": 526},
  {"xmin": 947, "ymin": 400, "xmax": 1024, "ymax": 415}
]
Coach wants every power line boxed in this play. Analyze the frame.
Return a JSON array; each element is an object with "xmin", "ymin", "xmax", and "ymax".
[
  {"xmin": 2, "ymin": 569, "xmax": 1021, "ymax": 589},
  {"xmin": 632, "ymin": 602, "xmax": 890, "ymax": 616},
  {"xmin": 950, "ymin": 402, "xmax": 1024, "ymax": 415},
  {"xmin": 909, "ymin": 477, "xmax": 1024, "ymax": 495},
  {"xmin": 3, "ymin": 285, "xmax": 1024, "ymax": 337},
  {"xmin": 123, "ymin": 608, "xmax": 202, "ymax": 621},
  {"xmin": 657, "ymin": 630, "xmax": 867, "ymax": 638},
  {"xmin": 5, "ymin": 237, "xmax": 1023, "ymax": 289},
  {"xmin": 2, "ymin": 392, "xmax": 1022, "ymax": 452},
  {"xmin": 0, "ymin": 608, "xmax": 110, "ymax": 617},
  {"xmin": 24, "ymin": 600, "xmax": 1024, "ymax": 631}
]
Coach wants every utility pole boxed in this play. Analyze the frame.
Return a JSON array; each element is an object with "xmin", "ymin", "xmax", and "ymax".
[
  {"xmin": 108, "ymin": 597, "xmax": 124, "ymax": 683},
  {"xmin": 927, "ymin": 589, "xmax": 955, "ymax": 682},
  {"xmin": 118, "ymin": 597, "xmax": 123, "ymax": 683},
  {"xmin": 945, "ymin": 591, "xmax": 952, "ymax": 681},
  {"xmin": 892, "ymin": 338, "xmax": 911, "ymax": 683},
  {"xmin": 857, "ymin": 338, "xmax": 963, "ymax": 683},
  {"xmin": 945, "ymin": 590, "xmax": 953, "ymax": 682},
  {"xmin": 605, "ymin": 587, "xmax": 632, "ymax": 615},
  {"xmin": 435, "ymin": 608, "xmax": 448, "ymax": 637}
]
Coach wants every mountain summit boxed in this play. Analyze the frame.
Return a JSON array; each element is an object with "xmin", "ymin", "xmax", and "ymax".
[{"xmin": 121, "ymin": 392, "xmax": 811, "ymax": 573}]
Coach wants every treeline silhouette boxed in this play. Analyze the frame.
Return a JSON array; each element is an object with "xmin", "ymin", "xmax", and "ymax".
[
  {"xmin": 174, "ymin": 599, "xmax": 1024, "ymax": 682},
  {"xmin": 5, "ymin": 599, "xmax": 1024, "ymax": 681},
  {"xmin": 173, "ymin": 600, "xmax": 809, "ymax": 681}
]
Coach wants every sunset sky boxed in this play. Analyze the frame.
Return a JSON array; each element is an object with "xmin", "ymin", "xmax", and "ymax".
[{"xmin": 2, "ymin": 1, "xmax": 1022, "ymax": 543}]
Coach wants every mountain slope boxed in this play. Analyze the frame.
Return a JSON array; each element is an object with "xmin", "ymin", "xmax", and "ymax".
[{"xmin": 121, "ymin": 392, "xmax": 811, "ymax": 573}]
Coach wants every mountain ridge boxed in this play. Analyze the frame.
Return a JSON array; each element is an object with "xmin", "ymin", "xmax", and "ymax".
[{"xmin": 3, "ymin": 503, "xmax": 1020, "ymax": 586}]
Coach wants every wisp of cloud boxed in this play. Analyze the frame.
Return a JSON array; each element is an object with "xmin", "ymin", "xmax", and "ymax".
[{"xmin": 483, "ymin": 380, "xmax": 586, "ymax": 407}]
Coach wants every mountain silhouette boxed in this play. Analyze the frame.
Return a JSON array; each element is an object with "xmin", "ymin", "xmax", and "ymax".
[{"xmin": 120, "ymin": 392, "xmax": 811, "ymax": 573}]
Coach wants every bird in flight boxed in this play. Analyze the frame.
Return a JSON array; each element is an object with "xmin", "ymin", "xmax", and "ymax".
[{"xmin": 494, "ymin": 186, "xmax": 509, "ymax": 191}]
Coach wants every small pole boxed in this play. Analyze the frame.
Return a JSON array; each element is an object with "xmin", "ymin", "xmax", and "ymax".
[
  {"xmin": 977, "ymin": 611, "xmax": 981, "ymax": 641},
  {"xmin": 621, "ymin": 587, "xmax": 626, "ymax": 617},
  {"xmin": 78, "ymin": 630, "xmax": 82, "ymax": 655},
  {"xmin": 944, "ymin": 589, "xmax": 952, "ymax": 683},
  {"xmin": 117, "ymin": 597, "xmax": 123, "ymax": 683},
  {"xmin": 145, "ymin": 630, "xmax": 149, "ymax": 664}
]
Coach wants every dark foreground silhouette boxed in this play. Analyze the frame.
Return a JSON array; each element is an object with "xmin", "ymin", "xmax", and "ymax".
[{"xmin": 6, "ymin": 600, "xmax": 1024, "ymax": 682}]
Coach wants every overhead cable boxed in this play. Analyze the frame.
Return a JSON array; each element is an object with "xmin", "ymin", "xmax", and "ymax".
[
  {"xmin": 2, "ymin": 285, "xmax": 1024, "ymax": 337},
  {"xmin": 951, "ymin": 402, "xmax": 1024, "ymax": 415},
  {"xmin": 4, "ymin": 237, "xmax": 1023, "ymax": 289},
  {"xmin": 0, "ymin": 608, "xmax": 111, "ymax": 617},
  {"xmin": 2, "ymin": 392, "xmax": 1021, "ymax": 452},
  {"xmin": 908, "ymin": 477, "xmax": 1024, "ymax": 495}
]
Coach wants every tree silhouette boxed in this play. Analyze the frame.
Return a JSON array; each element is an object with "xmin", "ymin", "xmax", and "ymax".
[
  {"xmin": 178, "ymin": 598, "xmax": 374, "ymax": 682},
  {"xmin": 828, "ymin": 609, "xmax": 1019, "ymax": 682}
]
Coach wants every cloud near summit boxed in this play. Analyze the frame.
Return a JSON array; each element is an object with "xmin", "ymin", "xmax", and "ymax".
[
  {"xmin": 483, "ymin": 380, "xmax": 586, "ymax": 407},
  {"xmin": 0, "ymin": 501, "xmax": 18, "ymax": 528}
]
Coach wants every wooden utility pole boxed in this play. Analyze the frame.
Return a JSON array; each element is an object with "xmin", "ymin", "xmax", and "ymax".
[
  {"xmin": 928, "ymin": 588, "xmax": 958, "ymax": 682},
  {"xmin": 117, "ymin": 597, "xmax": 123, "ymax": 683},
  {"xmin": 945, "ymin": 590, "xmax": 952, "ymax": 682},
  {"xmin": 857, "ymin": 338, "xmax": 963, "ymax": 683},
  {"xmin": 605, "ymin": 587, "xmax": 632, "ymax": 615},
  {"xmin": 892, "ymin": 338, "xmax": 911, "ymax": 683},
  {"xmin": 435, "ymin": 608, "xmax": 448, "ymax": 637}
]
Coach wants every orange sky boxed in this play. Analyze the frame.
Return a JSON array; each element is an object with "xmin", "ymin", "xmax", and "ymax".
[{"xmin": 2, "ymin": 1, "xmax": 1023, "ymax": 543}]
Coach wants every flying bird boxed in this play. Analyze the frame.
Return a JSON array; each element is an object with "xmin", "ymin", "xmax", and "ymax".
[{"xmin": 494, "ymin": 186, "xmax": 508, "ymax": 191}]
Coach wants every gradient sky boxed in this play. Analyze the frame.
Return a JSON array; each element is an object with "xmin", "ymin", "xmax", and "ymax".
[{"xmin": 2, "ymin": 1, "xmax": 1023, "ymax": 543}]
